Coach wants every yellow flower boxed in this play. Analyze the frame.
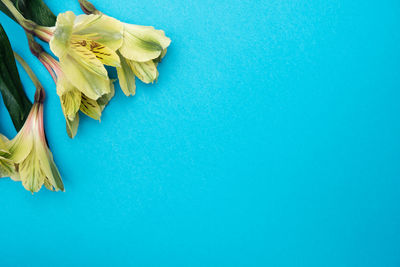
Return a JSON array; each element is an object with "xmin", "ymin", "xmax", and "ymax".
[
  {"xmin": 37, "ymin": 49, "xmax": 114, "ymax": 138},
  {"xmin": 116, "ymin": 23, "xmax": 171, "ymax": 96},
  {"xmin": 49, "ymin": 11, "xmax": 122, "ymax": 100},
  {"xmin": 78, "ymin": 0, "xmax": 171, "ymax": 96},
  {"xmin": 5, "ymin": 90, "xmax": 64, "ymax": 193}
]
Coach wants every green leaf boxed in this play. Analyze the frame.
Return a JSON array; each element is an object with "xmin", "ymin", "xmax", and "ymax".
[
  {"xmin": 0, "ymin": 23, "xmax": 32, "ymax": 131},
  {"xmin": 0, "ymin": 0, "xmax": 56, "ymax": 26}
]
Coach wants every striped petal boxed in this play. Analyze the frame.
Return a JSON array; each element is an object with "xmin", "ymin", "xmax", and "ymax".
[
  {"xmin": 75, "ymin": 39, "xmax": 120, "ymax": 67},
  {"xmin": 34, "ymin": 138, "xmax": 63, "ymax": 191},
  {"xmin": 70, "ymin": 39, "xmax": 108, "ymax": 77},
  {"xmin": 73, "ymin": 14, "xmax": 123, "ymax": 51},
  {"xmin": 80, "ymin": 94, "xmax": 102, "ymax": 120},
  {"xmin": 19, "ymin": 147, "xmax": 45, "ymax": 192}
]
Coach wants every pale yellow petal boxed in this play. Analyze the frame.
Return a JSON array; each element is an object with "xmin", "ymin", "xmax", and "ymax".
[
  {"xmin": 50, "ymin": 11, "xmax": 76, "ymax": 58},
  {"xmin": 60, "ymin": 89, "xmax": 81, "ymax": 121},
  {"xmin": 7, "ymin": 127, "xmax": 33, "ymax": 164},
  {"xmin": 80, "ymin": 94, "xmax": 102, "ymax": 120},
  {"xmin": 0, "ymin": 153, "xmax": 15, "ymax": 178},
  {"xmin": 19, "ymin": 146, "xmax": 44, "ymax": 193},
  {"xmin": 56, "ymin": 74, "xmax": 74, "ymax": 96},
  {"xmin": 116, "ymin": 52, "xmax": 136, "ymax": 96},
  {"xmin": 119, "ymin": 23, "xmax": 171, "ymax": 62},
  {"xmin": 60, "ymin": 54, "xmax": 111, "ymax": 100},
  {"xmin": 154, "ymin": 48, "xmax": 168, "ymax": 64},
  {"xmin": 70, "ymin": 39, "xmax": 108, "ymax": 77},
  {"xmin": 66, "ymin": 113, "xmax": 79, "ymax": 139},
  {"xmin": 75, "ymin": 39, "xmax": 120, "ymax": 67},
  {"xmin": 97, "ymin": 80, "xmax": 115, "ymax": 109},
  {"xmin": 35, "ymin": 140, "xmax": 64, "ymax": 191},
  {"xmin": 73, "ymin": 14, "xmax": 123, "ymax": 51},
  {"xmin": 1, "ymin": 127, "xmax": 20, "ymax": 180},
  {"xmin": 129, "ymin": 59, "xmax": 158, "ymax": 84}
]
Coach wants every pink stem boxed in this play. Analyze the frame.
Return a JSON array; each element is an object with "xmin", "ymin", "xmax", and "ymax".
[
  {"xmin": 39, "ymin": 57, "xmax": 57, "ymax": 83},
  {"xmin": 33, "ymin": 27, "xmax": 54, "ymax": 43}
]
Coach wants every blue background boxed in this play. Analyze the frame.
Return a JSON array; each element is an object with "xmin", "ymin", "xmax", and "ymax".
[{"xmin": 0, "ymin": 0, "xmax": 399, "ymax": 266}]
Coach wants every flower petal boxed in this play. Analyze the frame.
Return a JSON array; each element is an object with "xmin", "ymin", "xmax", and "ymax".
[
  {"xmin": 119, "ymin": 23, "xmax": 171, "ymax": 62},
  {"xmin": 0, "ymin": 149, "xmax": 14, "ymax": 179},
  {"xmin": 50, "ymin": 11, "xmax": 76, "ymax": 58},
  {"xmin": 73, "ymin": 14, "xmax": 123, "ymax": 51},
  {"xmin": 19, "ymin": 147, "xmax": 45, "ymax": 193},
  {"xmin": 60, "ymin": 54, "xmax": 111, "ymax": 100},
  {"xmin": 116, "ymin": 52, "xmax": 136, "ymax": 96},
  {"xmin": 97, "ymin": 80, "xmax": 115, "ymax": 109},
  {"xmin": 153, "ymin": 48, "xmax": 168, "ymax": 64},
  {"xmin": 35, "ymin": 140, "xmax": 64, "ymax": 192},
  {"xmin": 70, "ymin": 39, "xmax": 108, "ymax": 77},
  {"xmin": 80, "ymin": 39, "xmax": 120, "ymax": 67},
  {"xmin": 129, "ymin": 59, "xmax": 158, "ymax": 84},
  {"xmin": 7, "ymin": 124, "xmax": 33, "ymax": 163},
  {"xmin": 60, "ymin": 88, "xmax": 81, "ymax": 121},
  {"xmin": 80, "ymin": 94, "xmax": 102, "ymax": 120},
  {"xmin": 66, "ymin": 113, "xmax": 79, "ymax": 139}
]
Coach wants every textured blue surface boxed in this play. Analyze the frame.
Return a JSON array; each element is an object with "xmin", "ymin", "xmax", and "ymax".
[{"xmin": 0, "ymin": 0, "xmax": 400, "ymax": 266}]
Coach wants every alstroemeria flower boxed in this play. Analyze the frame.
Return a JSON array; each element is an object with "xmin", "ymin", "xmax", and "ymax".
[
  {"xmin": 78, "ymin": 0, "xmax": 171, "ymax": 96},
  {"xmin": 49, "ymin": 11, "xmax": 122, "ymax": 100},
  {"xmin": 37, "ymin": 49, "xmax": 114, "ymax": 138},
  {"xmin": 116, "ymin": 23, "xmax": 171, "ymax": 96},
  {"xmin": 5, "ymin": 90, "xmax": 64, "ymax": 193}
]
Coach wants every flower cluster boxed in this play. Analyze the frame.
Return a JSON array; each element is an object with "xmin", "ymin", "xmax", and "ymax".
[
  {"xmin": 0, "ymin": 0, "xmax": 171, "ymax": 192},
  {"xmin": 28, "ymin": 37, "xmax": 115, "ymax": 137},
  {"xmin": 49, "ymin": 10, "xmax": 171, "ymax": 95},
  {"xmin": 2, "ymin": 0, "xmax": 171, "ymax": 138},
  {"xmin": 42, "ymin": 9, "xmax": 171, "ymax": 136}
]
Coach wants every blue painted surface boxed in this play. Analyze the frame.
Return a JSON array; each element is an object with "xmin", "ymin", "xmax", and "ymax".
[{"xmin": 0, "ymin": 0, "xmax": 399, "ymax": 266}]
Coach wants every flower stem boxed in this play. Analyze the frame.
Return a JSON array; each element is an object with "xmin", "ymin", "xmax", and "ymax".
[
  {"xmin": 38, "ymin": 56, "xmax": 57, "ymax": 83},
  {"xmin": 32, "ymin": 26, "xmax": 54, "ymax": 42},
  {"xmin": 0, "ymin": 0, "xmax": 53, "ymax": 42},
  {"xmin": 1, "ymin": 0, "xmax": 25, "ymax": 24},
  {"xmin": 13, "ymin": 51, "xmax": 45, "ymax": 102},
  {"xmin": 26, "ymin": 32, "xmax": 61, "ymax": 82},
  {"xmin": 26, "ymin": 32, "xmax": 43, "ymax": 57}
]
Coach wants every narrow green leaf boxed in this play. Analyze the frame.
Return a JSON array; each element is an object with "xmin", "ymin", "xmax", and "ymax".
[
  {"xmin": 0, "ymin": 23, "xmax": 32, "ymax": 131},
  {"xmin": 0, "ymin": 0, "xmax": 56, "ymax": 26}
]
